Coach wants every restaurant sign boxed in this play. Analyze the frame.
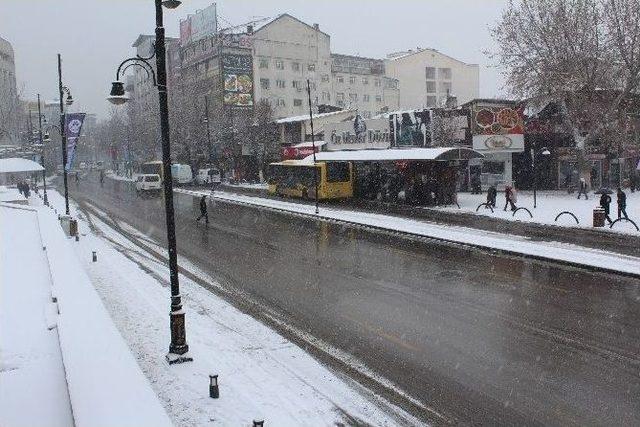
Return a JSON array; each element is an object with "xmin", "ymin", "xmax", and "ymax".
[{"xmin": 325, "ymin": 118, "xmax": 390, "ymax": 151}]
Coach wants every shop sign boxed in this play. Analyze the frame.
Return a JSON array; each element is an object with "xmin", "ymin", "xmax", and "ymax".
[
  {"xmin": 222, "ymin": 54, "xmax": 253, "ymax": 107},
  {"xmin": 326, "ymin": 118, "xmax": 390, "ymax": 151},
  {"xmin": 472, "ymin": 134, "xmax": 524, "ymax": 152},
  {"xmin": 282, "ymin": 146, "xmax": 318, "ymax": 160}
]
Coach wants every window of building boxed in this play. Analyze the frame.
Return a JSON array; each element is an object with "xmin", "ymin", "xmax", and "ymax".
[
  {"xmin": 292, "ymin": 62, "xmax": 300, "ymax": 71},
  {"xmin": 425, "ymin": 67, "xmax": 436, "ymax": 79},
  {"xmin": 362, "ymin": 77, "xmax": 369, "ymax": 85},
  {"xmin": 260, "ymin": 78, "xmax": 270, "ymax": 90},
  {"xmin": 375, "ymin": 95, "xmax": 382, "ymax": 102},
  {"xmin": 426, "ymin": 95, "xmax": 437, "ymax": 107},
  {"xmin": 292, "ymin": 80, "xmax": 302, "ymax": 89},
  {"xmin": 336, "ymin": 92, "xmax": 345, "ymax": 101},
  {"xmin": 261, "ymin": 97, "xmax": 270, "ymax": 105},
  {"xmin": 337, "ymin": 75, "xmax": 344, "ymax": 83},
  {"xmin": 426, "ymin": 81, "xmax": 436, "ymax": 93},
  {"xmin": 326, "ymin": 162, "xmax": 350, "ymax": 182},
  {"xmin": 259, "ymin": 58, "xmax": 269, "ymax": 69},
  {"xmin": 308, "ymin": 63, "xmax": 316, "ymax": 72},
  {"xmin": 349, "ymin": 76, "xmax": 356, "ymax": 84},
  {"xmin": 276, "ymin": 98, "xmax": 285, "ymax": 107},
  {"xmin": 294, "ymin": 99, "xmax": 303, "ymax": 107},
  {"xmin": 322, "ymin": 91, "xmax": 330, "ymax": 101},
  {"xmin": 440, "ymin": 81, "xmax": 452, "ymax": 94},
  {"xmin": 349, "ymin": 93, "xmax": 358, "ymax": 102},
  {"xmin": 276, "ymin": 79, "xmax": 285, "ymax": 88},
  {"xmin": 363, "ymin": 94, "xmax": 370, "ymax": 102},
  {"xmin": 337, "ymin": 100, "xmax": 345, "ymax": 107},
  {"xmin": 438, "ymin": 67, "xmax": 452, "ymax": 80},
  {"xmin": 321, "ymin": 74, "xmax": 330, "ymax": 82},
  {"xmin": 309, "ymin": 81, "xmax": 316, "ymax": 90},
  {"xmin": 275, "ymin": 59, "xmax": 284, "ymax": 70},
  {"xmin": 374, "ymin": 78, "xmax": 381, "ymax": 87}
]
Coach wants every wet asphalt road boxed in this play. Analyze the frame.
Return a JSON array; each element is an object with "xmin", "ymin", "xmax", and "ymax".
[{"xmin": 67, "ymin": 175, "xmax": 640, "ymax": 426}]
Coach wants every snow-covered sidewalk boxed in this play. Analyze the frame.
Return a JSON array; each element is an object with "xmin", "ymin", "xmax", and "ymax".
[
  {"xmin": 1, "ymin": 197, "xmax": 172, "ymax": 427},
  {"xmin": 438, "ymin": 190, "xmax": 640, "ymax": 234},
  {"xmin": 177, "ymin": 188, "xmax": 640, "ymax": 277},
  {"xmin": 45, "ymin": 190, "xmax": 420, "ymax": 425}
]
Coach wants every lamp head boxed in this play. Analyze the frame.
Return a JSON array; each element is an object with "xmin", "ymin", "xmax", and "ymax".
[
  {"xmin": 43, "ymin": 131, "xmax": 51, "ymax": 142},
  {"xmin": 541, "ymin": 148, "xmax": 551, "ymax": 155},
  {"xmin": 65, "ymin": 95, "xmax": 73, "ymax": 106},
  {"xmin": 107, "ymin": 81, "xmax": 129, "ymax": 105},
  {"xmin": 161, "ymin": 0, "xmax": 181, "ymax": 9}
]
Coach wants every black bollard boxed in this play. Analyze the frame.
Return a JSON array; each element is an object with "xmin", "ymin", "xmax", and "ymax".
[
  {"xmin": 75, "ymin": 234, "xmax": 79, "ymax": 242},
  {"xmin": 253, "ymin": 421, "xmax": 264, "ymax": 427},
  {"xmin": 92, "ymin": 251, "xmax": 97, "ymax": 262},
  {"xmin": 209, "ymin": 374, "xmax": 219, "ymax": 399}
]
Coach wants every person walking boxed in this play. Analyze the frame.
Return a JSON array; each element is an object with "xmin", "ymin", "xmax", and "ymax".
[
  {"xmin": 577, "ymin": 177, "xmax": 588, "ymax": 200},
  {"xmin": 99, "ymin": 169, "xmax": 105, "ymax": 186},
  {"xmin": 196, "ymin": 195, "xmax": 209, "ymax": 226},
  {"xmin": 23, "ymin": 182, "xmax": 30, "ymax": 198},
  {"xmin": 487, "ymin": 185, "xmax": 497, "ymax": 208},
  {"xmin": 600, "ymin": 192, "xmax": 613, "ymax": 225},
  {"xmin": 75, "ymin": 171, "xmax": 80, "ymax": 186},
  {"xmin": 617, "ymin": 187, "xmax": 628, "ymax": 219},
  {"xmin": 504, "ymin": 185, "xmax": 517, "ymax": 211}
]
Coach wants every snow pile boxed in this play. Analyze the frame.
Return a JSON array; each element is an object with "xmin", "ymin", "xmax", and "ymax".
[
  {"xmin": 437, "ymin": 190, "xmax": 640, "ymax": 235},
  {"xmin": 0, "ymin": 186, "xmax": 26, "ymax": 203}
]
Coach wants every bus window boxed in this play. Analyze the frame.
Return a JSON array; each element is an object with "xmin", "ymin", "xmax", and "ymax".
[{"xmin": 326, "ymin": 162, "xmax": 350, "ymax": 182}]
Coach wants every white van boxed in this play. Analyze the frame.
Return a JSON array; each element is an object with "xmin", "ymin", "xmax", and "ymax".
[
  {"xmin": 196, "ymin": 168, "xmax": 222, "ymax": 185},
  {"xmin": 171, "ymin": 164, "xmax": 193, "ymax": 185},
  {"xmin": 135, "ymin": 174, "xmax": 162, "ymax": 194}
]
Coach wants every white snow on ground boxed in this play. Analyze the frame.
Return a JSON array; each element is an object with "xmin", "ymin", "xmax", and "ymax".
[
  {"xmin": 0, "ymin": 203, "xmax": 74, "ymax": 427},
  {"xmin": 45, "ymin": 191, "xmax": 421, "ymax": 426},
  {"xmin": 226, "ymin": 182, "xmax": 269, "ymax": 190},
  {"xmin": 177, "ymin": 188, "xmax": 640, "ymax": 276},
  {"xmin": 438, "ymin": 190, "xmax": 640, "ymax": 235},
  {"xmin": 0, "ymin": 185, "xmax": 27, "ymax": 203}
]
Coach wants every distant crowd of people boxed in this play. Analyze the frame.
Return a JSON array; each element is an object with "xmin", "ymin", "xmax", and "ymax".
[{"xmin": 16, "ymin": 180, "xmax": 31, "ymax": 198}]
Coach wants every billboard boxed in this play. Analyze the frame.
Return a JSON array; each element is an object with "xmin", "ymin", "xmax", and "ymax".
[
  {"xmin": 180, "ymin": 3, "xmax": 217, "ymax": 45},
  {"xmin": 325, "ymin": 117, "xmax": 390, "ymax": 151},
  {"xmin": 389, "ymin": 110, "xmax": 431, "ymax": 147},
  {"xmin": 469, "ymin": 102, "xmax": 525, "ymax": 152},
  {"xmin": 222, "ymin": 54, "xmax": 253, "ymax": 107}
]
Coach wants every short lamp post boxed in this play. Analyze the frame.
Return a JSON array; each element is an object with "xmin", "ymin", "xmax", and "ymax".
[
  {"xmin": 36, "ymin": 94, "xmax": 49, "ymax": 206},
  {"xmin": 532, "ymin": 145, "xmax": 551, "ymax": 208},
  {"xmin": 107, "ymin": 0, "xmax": 192, "ymax": 364}
]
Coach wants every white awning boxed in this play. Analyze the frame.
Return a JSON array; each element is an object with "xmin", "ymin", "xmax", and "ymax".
[
  {"xmin": 302, "ymin": 147, "xmax": 483, "ymax": 163},
  {"xmin": 0, "ymin": 158, "xmax": 44, "ymax": 173},
  {"xmin": 291, "ymin": 140, "xmax": 326, "ymax": 148}
]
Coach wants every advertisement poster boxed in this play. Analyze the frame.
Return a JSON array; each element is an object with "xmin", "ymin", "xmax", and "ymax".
[
  {"xmin": 222, "ymin": 54, "xmax": 253, "ymax": 107},
  {"xmin": 389, "ymin": 110, "xmax": 431, "ymax": 147},
  {"xmin": 326, "ymin": 117, "xmax": 390, "ymax": 151},
  {"xmin": 470, "ymin": 103, "xmax": 525, "ymax": 152},
  {"xmin": 63, "ymin": 112, "xmax": 86, "ymax": 172}
]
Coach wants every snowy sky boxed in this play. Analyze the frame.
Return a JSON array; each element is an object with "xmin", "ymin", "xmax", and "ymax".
[{"xmin": 0, "ymin": 0, "xmax": 509, "ymax": 119}]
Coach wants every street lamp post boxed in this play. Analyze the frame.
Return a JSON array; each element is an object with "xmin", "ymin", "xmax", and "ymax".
[
  {"xmin": 107, "ymin": 0, "xmax": 191, "ymax": 363},
  {"xmin": 306, "ymin": 79, "xmax": 319, "ymax": 214},
  {"xmin": 531, "ymin": 144, "xmax": 551, "ymax": 208},
  {"xmin": 57, "ymin": 54, "xmax": 74, "ymax": 215},
  {"xmin": 37, "ymin": 94, "xmax": 49, "ymax": 206}
]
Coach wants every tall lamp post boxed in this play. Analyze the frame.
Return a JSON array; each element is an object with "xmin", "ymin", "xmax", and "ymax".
[
  {"xmin": 37, "ymin": 94, "xmax": 49, "ymax": 206},
  {"xmin": 306, "ymin": 79, "xmax": 319, "ymax": 214},
  {"xmin": 57, "ymin": 53, "xmax": 74, "ymax": 215},
  {"xmin": 532, "ymin": 144, "xmax": 551, "ymax": 208},
  {"xmin": 107, "ymin": 0, "xmax": 191, "ymax": 364}
]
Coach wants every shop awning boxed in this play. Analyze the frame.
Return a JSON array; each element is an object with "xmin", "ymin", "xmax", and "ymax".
[
  {"xmin": 0, "ymin": 158, "xmax": 44, "ymax": 173},
  {"xmin": 303, "ymin": 147, "xmax": 483, "ymax": 163}
]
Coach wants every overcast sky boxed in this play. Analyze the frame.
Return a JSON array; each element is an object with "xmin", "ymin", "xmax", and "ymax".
[{"xmin": 1, "ymin": 0, "xmax": 509, "ymax": 119}]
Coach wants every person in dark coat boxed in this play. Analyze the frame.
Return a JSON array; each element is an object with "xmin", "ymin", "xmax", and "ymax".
[
  {"xmin": 617, "ymin": 187, "xmax": 628, "ymax": 219},
  {"xmin": 196, "ymin": 195, "xmax": 209, "ymax": 225},
  {"xmin": 504, "ymin": 185, "xmax": 517, "ymax": 211},
  {"xmin": 99, "ymin": 169, "xmax": 105, "ymax": 186},
  {"xmin": 486, "ymin": 185, "xmax": 497, "ymax": 208},
  {"xmin": 24, "ymin": 182, "xmax": 30, "ymax": 198},
  {"xmin": 577, "ymin": 177, "xmax": 588, "ymax": 200},
  {"xmin": 16, "ymin": 181, "xmax": 24, "ymax": 196},
  {"xmin": 600, "ymin": 192, "xmax": 613, "ymax": 224}
]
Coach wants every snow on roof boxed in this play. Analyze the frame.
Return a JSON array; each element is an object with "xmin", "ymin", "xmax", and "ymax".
[
  {"xmin": 0, "ymin": 158, "xmax": 44, "ymax": 173},
  {"xmin": 302, "ymin": 147, "xmax": 483, "ymax": 163},
  {"xmin": 275, "ymin": 109, "xmax": 356, "ymax": 124},
  {"xmin": 291, "ymin": 140, "xmax": 326, "ymax": 148}
]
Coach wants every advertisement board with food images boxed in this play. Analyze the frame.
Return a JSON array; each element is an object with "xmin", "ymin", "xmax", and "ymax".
[
  {"xmin": 470, "ymin": 102, "xmax": 525, "ymax": 152},
  {"xmin": 222, "ymin": 54, "xmax": 253, "ymax": 107}
]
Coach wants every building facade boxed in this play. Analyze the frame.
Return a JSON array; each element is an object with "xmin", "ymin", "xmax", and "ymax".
[
  {"xmin": 1, "ymin": 36, "xmax": 18, "ymax": 143},
  {"xmin": 385, "ymin": 48, "xmax": 479, "ymax": 110}
]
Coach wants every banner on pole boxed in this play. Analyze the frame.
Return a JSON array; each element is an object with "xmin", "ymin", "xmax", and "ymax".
[{"xmin": 64, "ymin": 113, "xmax": 86, "ymax": 172}]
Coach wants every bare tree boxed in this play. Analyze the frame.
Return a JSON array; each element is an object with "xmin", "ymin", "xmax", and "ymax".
[
  {"xmin": 491, "ymin": 0, "xmax": 640, "ymax": 152},
  {"xmin": 431, "ymin": 109, "xmax": 468, "ymax": 147}
]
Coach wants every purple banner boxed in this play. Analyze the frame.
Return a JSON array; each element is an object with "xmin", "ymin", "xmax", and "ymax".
[{"xmin": 64, "ymin": 113, "xmax": 86, "ymax": 171}]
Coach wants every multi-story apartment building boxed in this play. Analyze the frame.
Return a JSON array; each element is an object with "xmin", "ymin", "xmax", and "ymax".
[
  {"xmin": 251, "ymin": 14, "xmax": 400, "ymax": 119},
  {"xmin": 130, "ymin": 34, "xmax": 180, "ymax": 107},
  {"xmin": 1, "ymin": 36, "xmax": 18, "ymax": 143},
  {"xmin": 385, "ymin": 48, "xmax": 479, "ymax": 109}
]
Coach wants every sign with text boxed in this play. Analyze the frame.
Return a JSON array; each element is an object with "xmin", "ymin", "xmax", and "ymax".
[
  {"xmin": 472, "ymin": 134, "xmax": 524, "ymax": 152},
  {"xmin": 326, "ymin": 118, "xmax": 390, "ymax": 151}
]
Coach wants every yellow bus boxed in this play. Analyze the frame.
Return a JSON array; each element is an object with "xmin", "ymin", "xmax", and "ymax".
[
  {"xmin": 267, "ymin": 160, "xmax": 354, "ymax": 200},
  {"xmin": 141, "ymin": 160, "xmax": 164, "ymax": 181}
]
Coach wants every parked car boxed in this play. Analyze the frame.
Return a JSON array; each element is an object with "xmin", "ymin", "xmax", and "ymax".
[
  {"xmin": 171, "ymin": 163, "xmax": 193, "ymax": 185},
  {"xmin": 196, "ymin": 168, "xmax": 222, "ymax": 185},
  {"xmin": 135, "ymin": 174, "xmax": 162, "ymax": 195}
]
